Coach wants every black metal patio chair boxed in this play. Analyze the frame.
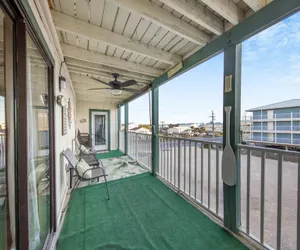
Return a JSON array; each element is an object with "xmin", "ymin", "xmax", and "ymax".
[{"xmin": 62, "ymin": 148, "xmax": 110, "ymax": 201}]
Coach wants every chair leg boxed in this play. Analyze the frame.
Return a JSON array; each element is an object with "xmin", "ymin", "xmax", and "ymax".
[{"xmin": 104, "ymin": 175, "xmax": 110, "ymax": 200}]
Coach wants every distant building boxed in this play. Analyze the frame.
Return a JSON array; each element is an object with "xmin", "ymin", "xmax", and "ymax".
[
  {"xmin": 167, "ymin": 126, "xmax": 190, "ymax": 134},
  {"xmin": 129, "ymin": 127, "xmax": 151, "ymax": 134},
  {"xmin": 247, "ymin": 99, "xmax": 300, "ymax": 145}
]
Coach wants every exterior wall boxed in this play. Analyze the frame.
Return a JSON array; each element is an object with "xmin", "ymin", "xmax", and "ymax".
[
  {"xmin": 273, "ymin": 107, "xmax": 300, "ymax": 118},
  {"xmin": 250, "ymin": 107, "xmax": 300, "ymax": 145},
  {"xmin": 76, "ymin": 101, "xmax": 118, "ymax": 150},
  {"xmin": 27, "ymin": 0, "xmax": 77, "ymax": 226}
]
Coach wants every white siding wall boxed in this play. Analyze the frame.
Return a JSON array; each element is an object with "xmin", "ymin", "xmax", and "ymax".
[{"xmin": 76, "ymin": 101, "xmax": 118, "ymax": 150}]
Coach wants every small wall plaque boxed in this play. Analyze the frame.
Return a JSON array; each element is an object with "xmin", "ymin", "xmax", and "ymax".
[
  {"xmin": 80, "ymin": 119, "xmax": 87, "ymax": 123},
  {"xmin": 62, "ymin": 106, "xmax": 68, "ymax": 135},
  {"xmin": 225, "ymin": 75, "xmax": 232, "ymax": 93}
]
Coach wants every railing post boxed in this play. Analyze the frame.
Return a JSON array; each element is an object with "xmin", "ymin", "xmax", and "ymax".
[
  {"xmin": 125, "ymin": 103, "xmax": 129, "ymax": 155},
  {"xmin": 152, "ymin": 87, "xmax": 159, "ymax": 176},
  {"xmin": 223, "ymin": 44, "xmax": 241, "ymax": 233},
  {"xmin": 117, "ymin": 105, "xmax": 121, "ymax": 150}
]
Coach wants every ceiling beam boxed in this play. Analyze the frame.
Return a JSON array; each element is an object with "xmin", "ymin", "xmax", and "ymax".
[
  {"xmin": 75, "ymin": 90, "xmax": 128, "ymax": 99},
  {"xmin": 159, "ymin": 0, "xmax": 224, "ymax": 35},
  {"xmin": 51, "ymin": 10, "xmax": 181, "ymax": 66},
  {"xmin": 199, "ymin": 0, "xmax": 244, "ymax": 25},
  {"xmin": 70, "ymin": 73, "xmax": 147, "ymax": 88},
  {"xmin": 65, "ymin": 58, "xmax": 154, "ymax": 82},
  {"xmin": 61, "ymin": 44, "xmax": 163, "ymax": 77},
  {"xmin": 107, "ymin": 0, "xmax": 211, "ymax": 45},
  {"xmin": 243, "ymin": 0, "xmax": 271, "ymax": 11},
  {"xmin": 68, "ymin": 67, "xmax": 150, "ymax": 85}
]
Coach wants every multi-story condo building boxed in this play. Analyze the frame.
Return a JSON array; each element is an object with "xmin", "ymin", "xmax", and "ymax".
[{"xmin": 247, "ymin": 99, "xmax": 300, "ymax": 145}]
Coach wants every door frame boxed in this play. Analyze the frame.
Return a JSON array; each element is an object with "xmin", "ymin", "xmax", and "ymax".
[{"xmin": 89, "ymin": 109, "xmax": 111, "ymax": 151}]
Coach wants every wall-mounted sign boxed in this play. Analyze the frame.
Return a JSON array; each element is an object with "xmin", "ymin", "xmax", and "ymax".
[
  {"xmin": 68, "ymin": 98, "xmax": 72, "ymax": 129},
  {"xmin": 80, "ymin": 119, "xmax": 87, "ymax": 123},
  {"xmin": 62, "ymin": 106, "xmax": 68, "ymax": 135}
]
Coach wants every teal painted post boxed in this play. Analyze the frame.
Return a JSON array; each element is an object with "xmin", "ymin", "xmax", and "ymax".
[
  {"xmin": 125, "ymin": 103, "xmax": 129, "ymax": 155},
  {"xmin": 152, "ymin": 87, "xmax": 159, "ymax": 176},
  {"xmin": 223, "ymin": 44, "xmax": 241, "ymax": 233},
  {"xmin": 117, "ymin": 105, "xmax": 121, "ymax": 150}
]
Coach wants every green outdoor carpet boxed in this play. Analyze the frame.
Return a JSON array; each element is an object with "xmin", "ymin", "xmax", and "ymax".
[
  {"xmin": 96, "ymin": 150, "xmax": 124, "ymax": 159},
  {"xmin": 57, "ymin": 173, "xmax": 248, "ymax": 250}
]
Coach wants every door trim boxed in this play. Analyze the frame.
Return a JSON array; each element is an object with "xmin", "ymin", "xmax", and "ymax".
[{"xmin": 89, "ymin": 109, "xmax": 111, "ymax": 151}]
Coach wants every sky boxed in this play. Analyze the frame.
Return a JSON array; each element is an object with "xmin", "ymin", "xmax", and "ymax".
[{"xmin": 127, "ymin": 11, "xmax": 300, "ymax": 125}]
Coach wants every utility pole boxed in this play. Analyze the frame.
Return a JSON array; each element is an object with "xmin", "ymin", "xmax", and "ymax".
[{"xmin": 209, "ymin": 111, "xmax": 216, "ymax": 141}]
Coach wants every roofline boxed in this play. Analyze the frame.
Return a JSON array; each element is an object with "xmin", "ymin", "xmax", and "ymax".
[{"xmin": 246, "ymin": 105, "xmax": 300, "ymax": 112}]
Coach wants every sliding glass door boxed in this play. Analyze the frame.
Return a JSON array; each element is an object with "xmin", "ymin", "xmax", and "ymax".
[
  {"xmin": 26, "ymin": 34, "xmax": 51, "ymax": 250},
  {"xmin": 0, "ymin": 5, "xmax": 15, "ymax": 250}
]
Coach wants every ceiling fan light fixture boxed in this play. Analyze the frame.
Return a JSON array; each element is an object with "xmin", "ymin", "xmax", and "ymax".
[{"xmin": 111, "ymin": 89, "xmax": 122, "ymax": 95}]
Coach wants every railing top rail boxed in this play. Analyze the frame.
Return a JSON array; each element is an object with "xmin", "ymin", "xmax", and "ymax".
[
  {"xmin": 238, "ymin": 144, "xmax": 300, "ymax": 157},
  {"xmin": 128, "ymin": 131, "xmax": 152, "ymax": 136},
  {"xmin": 159, "ymin": 135, "xmax": 223, "ymax": 146}
]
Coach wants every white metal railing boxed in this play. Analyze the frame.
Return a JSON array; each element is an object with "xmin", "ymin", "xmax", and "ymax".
[
  {"xmin": 158, "ymin": 135, "xmax": 224, "ymax": 220},
  {"xmin": 0, "ymin": 134, "xmax": 5, "ymax": 168},
  {"xmin": 128, "ymin": 132, "xmax": 152, "ymax": 170},
  {"xmin": 238, "ymin": 144, "xmax": 300, "ymax": 250},
  {"xmin": 119, "ymin": 130, "xmax": 125, "ymax": 152}
]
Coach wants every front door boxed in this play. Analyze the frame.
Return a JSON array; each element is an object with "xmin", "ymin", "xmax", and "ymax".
[{"xmin": 90, "ymin": 110, "xmax": 109, "ymax": 151}]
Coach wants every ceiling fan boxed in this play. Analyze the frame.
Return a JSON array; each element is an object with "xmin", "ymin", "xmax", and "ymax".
[{"xmin": 87, "ymin": 73, "xmax": 139, "ymax": 96}]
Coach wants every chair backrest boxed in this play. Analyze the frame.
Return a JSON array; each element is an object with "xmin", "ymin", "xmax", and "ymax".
[{"xmin": 62, "ymin": 148, "xmax": 78, "ymax": 169}]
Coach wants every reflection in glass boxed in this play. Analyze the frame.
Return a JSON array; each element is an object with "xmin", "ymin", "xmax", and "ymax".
[
  {"xmin": 27, "ymin": 35, "xmax": 50, "ymax": 250},
  {"xmin": 95, "ymin": 115, "xmax": 106, "ymax": 146},
  {"xmin": 0, "ymin": 8, "xmax": 15, "ymax": 250}
]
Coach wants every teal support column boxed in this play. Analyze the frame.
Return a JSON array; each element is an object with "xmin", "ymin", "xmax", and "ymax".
[
  {"xmin": 117, "ymin": 105, "xmax": 121, "ymax": 150},
  {"xmin": 125, "ymin": 103, "xmax": 129, "ymax": 155},
  {"xmin": 223, "ymin": 44, "xmax": 241, "ymax": 233},
  {"xmin": 151, "ymin": 87, "xmax": 159, "ymax": 176}
]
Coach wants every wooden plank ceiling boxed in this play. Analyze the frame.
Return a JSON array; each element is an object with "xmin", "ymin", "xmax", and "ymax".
[{"xmin": 49, "ymin": 0, "xmax": 271, "ymax": 104}]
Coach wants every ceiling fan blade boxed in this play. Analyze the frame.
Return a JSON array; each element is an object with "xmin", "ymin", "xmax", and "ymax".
[
  {"xmin": 86, "ymin": 88, "xmax": 111, "ymax": 91},
  {"xmin": 90, "ymin": 77, "xmax": 111, "ymax": 86},
  {"xmin": 120, "ymin": 79, "xmax": 137, "ymax": 87},
  {"xmin": 122, "ymin": 88, "xmax": 140, "ymax": 93}
]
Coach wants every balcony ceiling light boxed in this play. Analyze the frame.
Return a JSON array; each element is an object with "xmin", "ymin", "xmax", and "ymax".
[{"xmin": 111, "ymin": 89, "xmax": 122, "ymax": 95}]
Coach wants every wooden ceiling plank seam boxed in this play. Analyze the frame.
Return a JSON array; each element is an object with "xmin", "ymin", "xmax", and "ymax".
[
  {"xmin": 169, "ymin": 39, "xmax": 190, "ymax": 54},
  {"xmin": 69, "ymin": 69, "xmax": 150, "ymax": 84},
  {"xmin": 148, "ymin": 28, "xmax": 169, "ymax": 47},
  {"xmin": 61, "ymin": 43, "xmax": 163, "ymax": 76},
  {"xmin": 89, "ymin": 0, "xmax": 105, "ymax": 26},
  {"xmin": 163, "ymin": 36, "xmax": 184, "ymax": 52},
  {"xmin": 199, "ymin": 0, "xmax": 244, "ymax": 25},
  {"xmin": 52, "ymin": 11, "xmax": 182, "ymax": 65},
  {"xmin": 68, "ymin": 70, "xmax": 154, "ymax": 84},
  {"xmin": 52, "ymin": 0, "xmax": 62, "ymax": 12},
  {"xmin": 60, "ymin": 0, "xmax": 75, "ymax": 16},
  {"xmin": 243, "ymin": 0, "xmax": 270, "ymax": 11},
  {"xmin": 160, "ymin": 0, "xmax": 224, "ymax": 35},
  {"xmin": 140, "ymin": 23, "xmax": 160, "ymax": 44},
  {"xmin": 106, "ymin": 0, "xmax": 211, "ymax": 45},
  {"xmin": 156, "ymin": 32, "xmax": 177, "ymax": 50},
  {"xmin": 122, "ymin": 12, "xmax": 141, "ymax": 38},
  {"xmin": 68, "ymin": 64, "xmax": 154, "ymax": 81},
  {"xmin": 113, "ymin": 8, "xmax": 131, "ymax": 35},
  {"xmin": 74, "ymin": 0, "xmax": 90, "ymax": 22},
  {"xmin": 101, "ymin": 1, "xmax": 119, "ymax": 30}
]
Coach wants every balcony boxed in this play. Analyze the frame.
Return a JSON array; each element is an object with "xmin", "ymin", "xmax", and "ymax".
[
  {"xmin": 57, "ymin": 173, "xmax": 247, "ymax": 250},
  {"xmin": 58, "ymin": 132, "xmax": 300, "ymax": 250}
]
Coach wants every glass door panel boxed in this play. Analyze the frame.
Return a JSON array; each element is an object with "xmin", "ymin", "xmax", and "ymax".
[
  {"xmin": 26, "ymin": 34, "xmax": 50, "ymax": 250},
  {"xmin": 95, "ymin": 115, "xmax": 106, "ymax": 146},
  {"xmin": 91, "ymin": 111, "xmax": 109, "ymax": 151},
  {"xmin": 0, "ymin": 7, "xmax": 15, "ymax": 250}
]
